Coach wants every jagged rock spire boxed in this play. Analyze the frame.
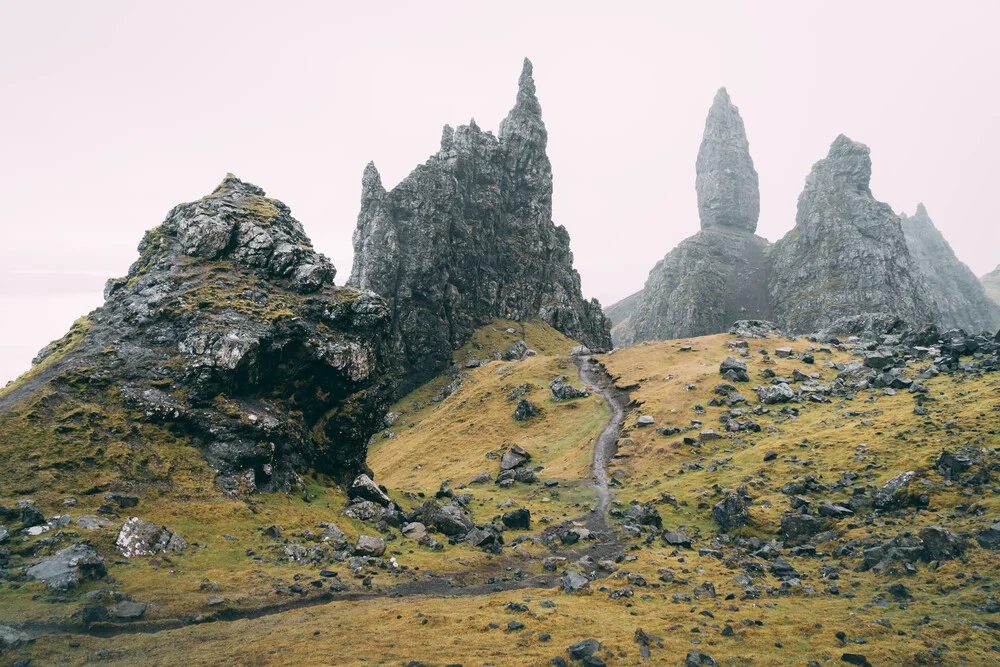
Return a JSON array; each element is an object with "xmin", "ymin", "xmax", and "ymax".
[
  {"xmin": 360, "ymin": 161, "xmax": 385, "ymax": 201},
  {"xmin": 806, "ymin": 134, "xmax": 873, "ymax": 194},
  {"xmin": 499, "ymin": 57, "xmax": 547, "ymax": 149},
  {"xmin": 696, "ymin": 87, "xmax": 760, "ymax": 233}
]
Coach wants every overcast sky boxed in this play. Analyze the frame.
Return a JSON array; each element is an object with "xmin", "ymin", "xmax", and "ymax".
[{"xmin": 2, "ymin": 1, "xmax": 999, "ymax": 385}]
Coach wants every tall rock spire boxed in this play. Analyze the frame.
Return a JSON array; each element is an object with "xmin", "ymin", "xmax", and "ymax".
[
  {"xmin": 349, "ymin": 161, "xmax": 398, "ymax": 297},
  {"xmin": 696, "ymin": 87, "xmax": 760, "ymax": 233}
]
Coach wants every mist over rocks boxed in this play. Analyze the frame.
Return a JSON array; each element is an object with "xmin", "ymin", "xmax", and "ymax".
[
  {"xmin": 348, "ymin": 58, "xmax": 611, "ymax": 394},
  {"xmin": 611, "ymin": 88, "xmax": 773, "ymax": 347},
  {"xmin": 21, "ymin": 175, "xmax": 393, "ymax": 492},
  {"xmin": 769, "ymin": 134, "xmax": 932, "ymax": 332},
  {"xmin": 901, "ymin": 204, "xmax": 1000, "ymax": 332},
  {"xmin": 983, "ymin": 264, "xmax": 1000, "ymax": 307}
]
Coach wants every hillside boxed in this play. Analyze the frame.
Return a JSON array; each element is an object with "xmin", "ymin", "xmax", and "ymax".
[{"xmin": 3, "ymin": 314, "xmax": 1000, "ymax": 666}]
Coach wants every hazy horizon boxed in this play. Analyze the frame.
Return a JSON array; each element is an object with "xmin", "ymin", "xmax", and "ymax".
[{"xmin": 2, "ymin": 0, "xmax": 999, "ymax": 385}]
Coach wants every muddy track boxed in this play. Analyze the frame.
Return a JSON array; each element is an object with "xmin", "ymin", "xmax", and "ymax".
[
  {"xmin": 573, "ymin": 353, "xmax": 630, "ymax": 533},
  {"xmin": 11, "ymin": 354, "xmax": 631, "ymax": 641}
]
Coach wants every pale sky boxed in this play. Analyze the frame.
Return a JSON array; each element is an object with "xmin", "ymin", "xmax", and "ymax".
[{"xmin": 2, "ymin": 1, "xmax": 999, "ymax": 385}]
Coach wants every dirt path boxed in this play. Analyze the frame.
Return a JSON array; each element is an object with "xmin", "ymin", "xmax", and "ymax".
[{"xmin": 574, "ymin": 353, "xmax": 630, "ymax": 532}]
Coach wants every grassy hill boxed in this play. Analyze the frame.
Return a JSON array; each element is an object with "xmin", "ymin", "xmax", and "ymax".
[{"xmin": 4, "ymin": 321, "xmax": 1000, "ymax": 666}]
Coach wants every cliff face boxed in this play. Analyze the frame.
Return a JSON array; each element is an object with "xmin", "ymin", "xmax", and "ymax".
[
  {"xmin": 901, "ymin": 204, "xmax": 1000, "ymax": 332},
  {"xmin": 611, "ymin": 88, "xmax": 773, "ymax": 347},
  {"xmin": 349, "ymin": 59, "xmax": 611, "ymax": 392},
  {"xmin": 20, "ymin": 176, "xmax": 392, "ymax": 493},
  {"xmin": 983, "ymin": 265, "xmax": 1000, "ymax": 308},
  {"xmin": 769, "ymin": 135, "xmax": 934, "ymax": 333}
]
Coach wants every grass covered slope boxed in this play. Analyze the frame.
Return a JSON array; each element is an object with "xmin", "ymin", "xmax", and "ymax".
[{"xmin": 8, "ymin": 323, "xmax": 1000, "ymax": 666}]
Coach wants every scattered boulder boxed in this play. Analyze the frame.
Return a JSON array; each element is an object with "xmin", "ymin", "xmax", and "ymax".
[
  {"xmin": 502, "ymin": 509, "xmax": 531, "ymax": 530},
  {"xmin": 756, "ymin": 383, "xmax": 794, "ymax": 404},
  {"xmin": 513, "ymin": 399, "xmax": 539, "ymax": 421},
  {"xmin": 116, "ymin": 517, "xmax": 186, "ymax": 558},
  {"xmin": 719, "ymin": 357, "xmax": 749, "ymax": 382},
  {"xmin": 105, "ymin": 493, "xmax": 139, "ymax": 509},
  {"xmin": 780, "ymin": 514, "xmax": 826, "ymax": 543},
  {"xmin": 401, "ymin": 522, "xmax": 427, "ymax": 540},
  {"xmin": 566, "ymin": 638, "xmax": 600, "ymax": 660},
  {"xmin": 550, "ymin": 378, "xmax": 587, "ymax": 401},
  {"xmin": 562, "ymin": 571, "xmax": 590, "ymax": 594},
  {"xmin": 500, "ymin": 445, "xmax": 531, "ymax": 471},
  {"xmin": 349, "ymin": 474, "xmax": 392, "ymax": 507},
  {"xmin": 873, "ymin": 471, "xmax": 920, "ymax": 510},
  {"xmin": 0, "ymin": 625, "xmax": 30, "ymax": 650},
  {"xmin": 353, "ymin": 535, "xmax": 386, "ymax": 557},
  {"xmin": 76, "ymin": 515, "xmax": 114, "ymax": 530},
  {"xmin": 21, "ymin": 505, "xmax": 45, "ymax": 528},
  {"xmin": 25, "ymin": 543, "xmax": 107, "ymax": 591},
  {"xmin": 685, "ymin": 650, "xmax": 719, "ymax": 667},
  {"xmin": 110, "ymin": 601, "xmax": 148, "ymax": 621},
  {"xmin": 505, "ymin": 339, "xmax": 529, "ymax": 361},
  {"xmin": 976, "ymin": 522, "xmax": 1000, "ymax": 550},
  {"xmin": 919, "ymin": 526, "xmax": 967, "ymax": 561},
  {"xmin": 712, "ymin": 490, "xmax": 750, "ymax": 532}
]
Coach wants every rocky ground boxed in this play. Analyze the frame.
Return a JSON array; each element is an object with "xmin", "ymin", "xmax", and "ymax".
[{"xmin": 2, "ymin": 316, "xmax": 999, "ymax": 665}]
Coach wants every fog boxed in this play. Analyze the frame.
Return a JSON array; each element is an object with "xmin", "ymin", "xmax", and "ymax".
[{"xmin": 2, "ymin": 0, "xmax": 998, "ymax": 384}]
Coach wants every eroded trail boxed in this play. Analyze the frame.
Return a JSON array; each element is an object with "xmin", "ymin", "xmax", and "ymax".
[
  {"xmin": 13, "ymin": 354, "xmax": 631, "ymax": 642},
  {"xmin": 574, "ymin": 354, "xmax": 630, "ymax": 532}
]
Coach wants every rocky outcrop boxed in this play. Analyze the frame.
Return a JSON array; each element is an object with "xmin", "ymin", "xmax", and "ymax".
[
  {"xmin": 980, "ymin": 265, "xmax": 1000, "ymax": 308},
  {"xmin": 349, "ymin": 58, "xmax": 611, "ymax": 392},
  {"xmin": 901, "ymin": 204, "xmax": 1000, "ymax": 332},
  {"xmin": 769, "ymin": 135, "xmax": 933, "ymax": 333},
  {"xmin": 21, "ymin": 175, "xmax": 392, "ymax": 492},
  {"xmin": 611, "ymin": 88, "xmax": 773, "ymax": 347}
]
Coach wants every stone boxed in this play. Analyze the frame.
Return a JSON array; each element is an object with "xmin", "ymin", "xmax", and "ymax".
[
  {"xmin": 349, "ymin": 474, "xmax": 392, "ymax": 507},
  {"xmin": 0, "ymin": 526, "xmax": 7, "ymax": 544},
  {"xmin": 919, "ymin": 526, "xmax": 967, "ymax": 561},
  {"xmin": 712, "ymin": 490, "xmax": 750, "ymax": 532},
  {"xmin": 873, "ymin": 471, "xmax": 918, "ymax": 510},
  {"xmin": 780, "ymin": 514, "xmax": 825, "ymax": 542},
  {"xmin": 550, "ymin": 378, "xmax": 587, "ymax": 401},
  {"xmin": 21, "ymin": 505, "xmax": 45, "ymax": 528},
  {"xmin": 697, "ymin": 88, "xmax": 760, "ymax": 232},
  {"xmin": 321, "ymin": 523, "xmax": 345, "ymax": 541},
  {"xmin": 501, "ymin": 450, "xmax": 529, "ymax": 471},
  {"xmin": 756, "ymin": 383, "xmax": 795, "ymax": 404},
  {"xmin": 976, "ymin": 523, "xmax": 1000, "ymax": 550},
  {"xmin": 116, "ymin": 517, "xmax": 186, "ymax": 558},
  {"xmin": 0, "ymin": 625, "xmax": 29, "ymax": 650},
  {"xmin": 25, "ymin": 543, "xmax": 107, "ymax": 591},
  {"xmin": 75, "ymin": 515, "xmax": 114, "ymax": 530},
  {"xmin": 401, "ymin": 522, "xmax": 427, "ymax": 540},
  {"xmin": 505, "ymin": 339, "xmax": 530, "ymax": 361},
  {"xmin": 566, "ymin": 638, "xmax": 600, "ymax": 660},
  {"xmin": 105, "ymin": 492, "xmax": 139, "ymax": 509},
  {"xmin": 685, "ymin": 650, "xmax": 719, "ymax": 667},
  {"xmin": 502, "ymin": 509, "xmax": 531, "ymax": 530},
  {"xmin": 469, "ymin": 472, "xmax": 491, "ymax": 485},
  {"xmin": 662, "ymin": 531, "xmax": 692, "ymax": 548},
  {"xmin": 770, "ymin": 135, "xmax": 933, "ymax": 332},
  {"xmin": 562, "ymin": 571, "xmax": 590, "ymax": 594},
  {"xmin": 110, "ymin": 601, "xmax": 148, "ymax": 620},
  {"xmin": 840, "ymin": 654, "xmax": 872, "ymax": 667},
  {"xmin": 635, "ymin": 415, "xmax": 655, "ymax": 426},
  {"xmin": 353, "ymin": 535, "xmax": 386, "ymax": 557},
  {"xmin": 348, "ymin": 59, "xmax": 610, "ymax": 396},
  {"xmin": 513, "ymin": 399, "xmax": 539, "ymax": 421},
  {"xmin": 901, "ymin": 204, "xmax": 1000, "ymax": 332}
]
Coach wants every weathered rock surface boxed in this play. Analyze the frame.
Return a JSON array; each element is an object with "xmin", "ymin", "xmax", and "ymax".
[
  {"xmin": 116, "ymin": 517, "xmax": 187, "ymax": 558},
  {"xmin": 769, "ymin": 135, "xmax": 932, "ymax": 333},
  {"xmin": 23, "ymin": 175, "xmax": 392, "ymax": 492},
  {"xmin": 981, "ymin": 264, "xmax": 1000, "ymax": 307},
  {"xmin": 611, "ymin": 89, "xmax": 772, "ymax": 346},
  {"xmin": 901, "ymin": 204, "xmax": 1000, "ymax": 332},
  {"xmin": 696, "ymin": 88, "xmax": 760, "ymax": 232},
  {"xmin": 348, "ymin": 59, "xmax": 611, "ymax": 392},
  {"xmin": 25, "ymin": 543, "xmax": 107, "ymax": 590}
]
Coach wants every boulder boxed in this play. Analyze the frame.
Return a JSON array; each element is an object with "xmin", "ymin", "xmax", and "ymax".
[
  {"xmin": 873, "ymin": 471, "xmax": 918, "ymax": 510},
  {"xmin": 919, "ymin": 526, "xmax": 967, "ymax": 561},
  {"xmin": 25, "ymin": 543, "xmax": 107, "ymax": 591},
  {"xmin": 0, "ymin": 625, "xmax": 29, "ymax": 650},
  {"xmin": 502, "ymin": 509, "xmax": 531, "ymax": 530},
  {"xmin": 116, "ymin": 517, "xmax": 186, "ymax": 558},
  {"xmin": 756, "ymin": 383, "xmax": 795, "ymax": 404},
  {"xmin": 513, "ymin": 399, "xmax": 539, "ymax": 421},
  {"xmin": 711, "ymin": 491, "xmax": 750, "ymax": 532},
  {"xmin": 353, "ymin": 535, "xmax": 386, "ymax": 557},
  {"xmin": 349, "ymin": 474, "xmax": 392, "ymax": 507}
]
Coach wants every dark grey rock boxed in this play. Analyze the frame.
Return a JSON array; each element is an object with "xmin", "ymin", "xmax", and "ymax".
[
  {"xmin": 348, "ymin": 59, "xmax": 610, "ymax": 395},
  {"xmin": 110, "ymin": 601, "xmax": 148, "ymax": 620},
  {"xmin": 712, "ymin": 490, "xmax": 750, "ymax": 532},
  {"xmin": 502, "ymin": 508, "xmax": 531, "ymax": 530},
  {"xmin": 513, "ymin": 399, "xmax": 539, "ymax": 421},
  {"xmin": 353, "ymin": 535, "xmax": 386, "ymax": 557},
  {"xmin": 873, "ymin": 471, "xmax": 917, "ymax": 510},
  {"xmin": 697, "ymin": 88, "xmax": 760, "ymax": 233},
  {"xmin": 566, "ymin": 638, "xmax": 600, "ymax": 659},
  {"xmin": 349, "ymin": 474, "xmax": 392, "ymax": 507},
  {"xmin": 756, "ymin": 383, "xmax": 794, "ymax": 404},
  {"xmin": 685, "ymin": 650, "xmax": 719, "ymax": 667},
  {"xmin": 919, "ymin": 526, "xmax": 966, "ymax": 561}
]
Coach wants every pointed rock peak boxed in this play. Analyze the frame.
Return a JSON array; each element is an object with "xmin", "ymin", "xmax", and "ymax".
[
  {"xmin": 361, "ymin": 161, "xmax": 385, "ymax": 199},
  {"xmin": 713, "ymin": 86, "xmax": 732, "ymax": 105},
  {"xmin": 819, "ymin": 134, "xmax": 872, "ymax": 191},
  {"xmin": 915, "ymin": 202, "xmax": 929, "ymax": 217},
  {"xmin": 469, "ymin": 117, "xmax": 480, "ymax": 131},
  {"xmin": 499, "ymin": 58, "xmax": 546, "ymax": 144},
  {"xmin": 211, "ymin": 173, "xmax": 265, "ymax": 198},
  {"xmin": 441, "ymin": 124, "xmax": 455, "ymax": 150},
  {"xmin": 696, "ymin": 87, "xmax": 759, "ymax": 232}
]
